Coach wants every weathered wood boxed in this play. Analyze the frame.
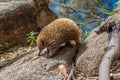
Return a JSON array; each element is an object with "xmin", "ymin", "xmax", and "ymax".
[{"xmin": 99, "ymin": 29, "xmax": 120, "ymax": 80}]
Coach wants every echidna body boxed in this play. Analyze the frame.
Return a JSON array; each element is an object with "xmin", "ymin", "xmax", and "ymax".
[{"xmin": 37, "ymin": 18, "xmax": 82, "ymax": 57}]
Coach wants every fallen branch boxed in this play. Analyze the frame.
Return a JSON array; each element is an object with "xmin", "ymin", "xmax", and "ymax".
[
  {"xmin": 110, "ymin": 62, "xmax": 120, "ymax": 72},
  {"xmin": 67, "ymin": 66, "xmax": 76, "ymax": 80},
  {"xmin": 99, "ymin": 24, "xmax": 120, "ymax": 80}
]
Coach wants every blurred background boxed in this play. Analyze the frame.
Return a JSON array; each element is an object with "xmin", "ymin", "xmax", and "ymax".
[{"xmin": 49, "ymin": 0, "xmax": 119, "ymax": 32}]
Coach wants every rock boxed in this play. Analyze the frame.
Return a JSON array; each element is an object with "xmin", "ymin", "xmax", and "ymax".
[
  {"xmin": 76, "ymin": 29, "xmax": 109, "ymax": 77},
  {"xmin": 0, "ymin": 45, "xmax": 78, "ymax": 80},
  {"xmin": 0, "ymin": 0, "xmax": 57, "ymax": 46},
  {"xmin": 0, "ymin": 29, "xmax": 112, "ymax": 79}
]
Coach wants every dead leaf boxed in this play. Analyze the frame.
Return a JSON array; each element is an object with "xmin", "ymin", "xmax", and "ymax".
[{"xmin": 57, "ymin": 65, "xmax": 68, "ymax": 78}]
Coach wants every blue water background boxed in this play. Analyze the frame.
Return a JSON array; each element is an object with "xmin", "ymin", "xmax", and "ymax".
[{"xmin": 49, "ymin": 0, "xmax": 119, "ymax": 32}]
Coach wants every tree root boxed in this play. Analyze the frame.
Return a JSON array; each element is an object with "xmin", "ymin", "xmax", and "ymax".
[
  {"xmin": 67, "ymin": 66, "xmax": 76, "ymax": 80},
  {"xmin": 110, "ymin": 62, "xmax": 120, "ymax": 72},
  {"xmin": 99, "ymin": 29, "xmax": 120, "ymax": 80}
]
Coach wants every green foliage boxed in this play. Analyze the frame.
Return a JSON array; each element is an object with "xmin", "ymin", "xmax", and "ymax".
[
  {"xmin": 26, "ymin": 31, "xmax": 39, "ymax": 47},
  {"xmin": 80, "ymin": 31, "xmax": 89, "ymax": 41}
]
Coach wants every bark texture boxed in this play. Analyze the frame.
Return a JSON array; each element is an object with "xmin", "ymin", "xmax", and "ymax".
[{"xmin": 99, "ymin": 30, "xmax": 120, "ymax": 80}]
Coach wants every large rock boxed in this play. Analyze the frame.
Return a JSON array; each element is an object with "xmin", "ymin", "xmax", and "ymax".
[
  {"xmin": 0, "ymin": 45, "xmax": 78, "ymax": 80},
  {"xmin": 0, "ymin": 0, "xmax": 57, "ymax": 46},
  {"xmin": 0, "ymin": 29, "xmax": 111, "ymax": 79},
  {"xmin": 76, "ymin": 30, "xmax": 109, "ymax": 77}
]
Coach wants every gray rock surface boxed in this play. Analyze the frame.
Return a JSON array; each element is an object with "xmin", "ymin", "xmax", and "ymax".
[
  {"xmin": 76, "ymin": 30, "xmax": 109, "ymax": 77},
  {"xmin": 0, "ymin": 45, "xmax": 78, "ymax": 80},
  {"xmin": 0, "ymin": 29, "xmax": 111, "ymax": 79}
]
